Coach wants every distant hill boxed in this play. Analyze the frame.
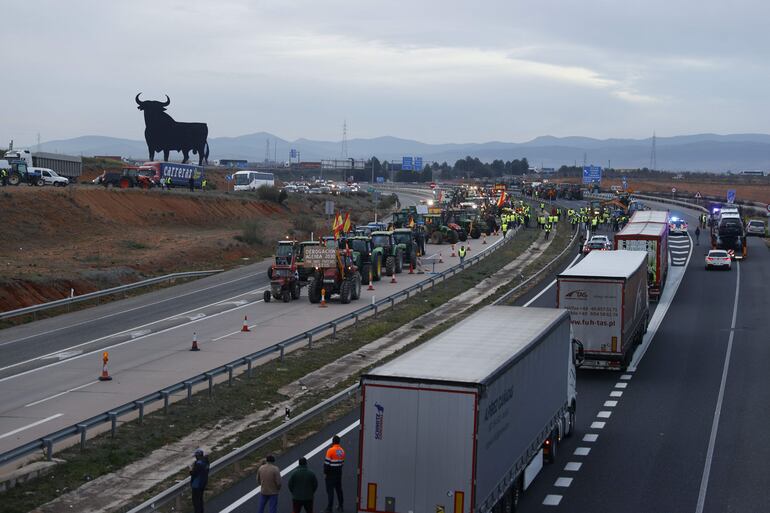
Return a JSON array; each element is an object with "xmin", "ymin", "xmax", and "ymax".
[{"xmin": 35, "ymin": 133, "xmax": 770, "ymax": 172}]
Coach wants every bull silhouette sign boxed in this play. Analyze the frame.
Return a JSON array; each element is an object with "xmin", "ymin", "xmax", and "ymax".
[{"xmin": 135, "ymin": 93, "xmax": 209, "ymax": 165}]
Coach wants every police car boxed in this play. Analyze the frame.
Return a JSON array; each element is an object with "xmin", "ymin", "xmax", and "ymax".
[{"xmin": 668, "ymin": 217, "xmax": 688, "ymax": 235}]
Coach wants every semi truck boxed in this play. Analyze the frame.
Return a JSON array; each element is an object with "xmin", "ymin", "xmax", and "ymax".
[
  {"xmin": 558, "ymin": 250, "xmax": 649, "ymax": 370},
  {"xmin": 629, "ymin": 210, "xmax": 668, "ymax": 225},
  {"xmin": 137, "ymin": 161, "xmax": 204, "ymax": 188},
  {"xmin": 357, "ymin": 306, "xmax": 579, "ymax": 513},
  {"xmin": 614, "ymin": 222, "xmax": 668, "ymax": 300}
]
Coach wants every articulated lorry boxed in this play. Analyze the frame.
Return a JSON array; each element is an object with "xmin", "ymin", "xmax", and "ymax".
[
  {"xmin": 357, "ymin": 306, "xmax": 579, "ymax": 513},
  {"xmin": 614, "ymin": 222, "xmax": 668, "ymax": 301},
  {"xmin": 558, "ymin": 250, "xmax": 649, "ymax": 370}
]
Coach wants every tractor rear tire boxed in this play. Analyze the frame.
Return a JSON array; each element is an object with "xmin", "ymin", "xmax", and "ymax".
[
  {"xmin": 291, "ymin": 282, "xmax": 300, "ymax": 300},
  {"xmin": 267, "ymin": 267, "xmax": 273, "ymax": 280},
  {"xmin": 385, "ymin": 256, "xmax": 396, "ymax": 276},
  {"xmin": 282, "ymin": 290, "xmax": 291, "ymax": 302},
  {"xmin": 340, "ymin": 279, "xmax": 352, "ymax": 304},
  {"xmin": 395, "ymin": 252, "xmax": 404, "ymax": 273},
  {"xmin": 361, "ymin": 264, "xmax": 372, "ymax": 285},
  {"xmin": 263, "ymin": 290, "xmax": 271, "ymax": 302},
  {"xmin": 8, "ymin": 173, "xmax": 20, "ymax": 186},
  {"xmin": 450, "ymin": 230, "xmax": 461, "ymax": 244},
  {"xmin": 471, "ymin": 227, "xmax": 481, "ymax": 239},
  {"xmin": 430, "ymin": 231, "xmax": 443, "ymax": 245},
  {"xmin": 351, "ymin": 273, "xmax": 362, "ymax": 300},
  {"xmin": 308, "ymin": 279, "xmax": 321, "ymax": 304}
]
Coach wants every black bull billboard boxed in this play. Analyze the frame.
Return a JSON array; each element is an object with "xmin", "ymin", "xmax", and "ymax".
[{"xmin": 135, "ymin": 93, "xmax": 209, "ymax": 166}]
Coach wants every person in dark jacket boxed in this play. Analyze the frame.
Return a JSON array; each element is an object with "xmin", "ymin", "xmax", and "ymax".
[
  {"xmin": 189, "ymin": 174, "xmax": 195, "ymax": 192},
  {"xmin": 289, "ymin": 457, "xmax": 318, "ymax": 513},
  {"xmin": 190, "ymin": 448, "xmax": 210, "ymax": 513}
]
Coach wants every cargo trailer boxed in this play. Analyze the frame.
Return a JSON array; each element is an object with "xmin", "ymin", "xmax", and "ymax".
[
  {"xmin": 558, "ymin": 250, "xmax": 649, "ymax": 370},
  {"xmin": 614, "ymin": 222, "xmax": 669, "ymax": 300},
  {"xmin": 629, "ymin": 210, "xmax": 668, "ymax": 225},
  {"xmin": 357, "ymin": 306, "xmax": 578, "ymax": 513}
]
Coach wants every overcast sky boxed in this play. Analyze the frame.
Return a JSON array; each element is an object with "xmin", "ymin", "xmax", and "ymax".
[{"xmin": 3, "ymin": 0, "xmax": 769, "ymax": 147}]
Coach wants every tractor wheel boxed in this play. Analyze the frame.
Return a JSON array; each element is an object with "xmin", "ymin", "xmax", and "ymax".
[
  {"xmin": 351, "ymin": 273, "xmax": 362, "ymax": 300},
  {"xmin": 282, "ymin": 289, "xmax": 291, "ymax": 302},
  {"xmin": 263, "ymin": 290, "xmax": 271, "ymax": 302},
  {"xmin": 395, "ymin": 251, "xmax": 404, "ymax": 273},
  {"xmin": 471, "ymin": 227, "xmax": 481, "ymax": 239},
  {"xmin": 8, "ymin": 173, "xmax": 20, "ymax": 186},
  {"xmin": 340, "ymin": 279, "xmax": 352, "ymax": 304},
  {"xmin": 308, "ymin": 279, "xmax": 321, "ymax": 304},
  {"xmin": 430, "ymin": 231, "xmax": 443, "ymax": 245},
  {"xmin": 449, "ymin": 230, "xmax": 461, "ymax": 244},
  {"xmin": 385, "ymin": 256, "xmax": 396, "ymax": 276},
  {"xmin": 361, "ymin": 264, "xmax": 372, "ymax": 285},
  {"xmin": 267, "ymin": 267, "xmax": 273, "ymax": 280},
  {"xmin": 410, "ymin": 250, "xmax": 417, "ymax": 269},
  {"xmin": 291, "ymin": 282, "xmax": 300, "ymax": 300}
]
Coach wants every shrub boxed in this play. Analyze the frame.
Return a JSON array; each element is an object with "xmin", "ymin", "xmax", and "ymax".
[
  {"xmin": 235, "ymin": 220, "xmax": 264, "ymax": 245},
  {"xmin": 257, "ymin": 185, "xmax": 281, "ymax": 203}
]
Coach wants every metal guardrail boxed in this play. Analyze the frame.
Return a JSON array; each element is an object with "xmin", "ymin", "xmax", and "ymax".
[
  {"xmin": 0, "ymin": 225, "xmax": 516, "ymax": 469},
  {"xmin": 0, "ymin": 270, "xmax": 224, "ymax": 321},
  {"xmin": 126, "ymin": 384, "xmax": 360, "ymax": 513}
]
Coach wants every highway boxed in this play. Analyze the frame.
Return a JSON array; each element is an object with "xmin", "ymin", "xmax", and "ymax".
[{"xmin": 205, "ymin": 198, "xmax": 770, "ymax": 513}]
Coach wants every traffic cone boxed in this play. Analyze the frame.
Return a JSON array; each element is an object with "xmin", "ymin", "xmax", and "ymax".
[
  {"xmin": 409, "ymin": 261, "xmax": 414, "ymax": 274},
  {"xmin": 367, "ymin": 269, "xmax": 375, "ymax": 290},
  {"xmin": 320, "ymin": 288, "xmax": 327, "ymax": 307},
  {"xmin": 390, "ymin": 273, "xmax": 397, "ymax": 284},
  {"xmin": 439, "ymin": 253, "xmax": 444, "ymax": 263},
  {"xmin": 241, "ymin": 316, "xmax": 250, "ymax": 332},
  {"xmin": 98, "ymin": 352, "xmax": 112, "ymax": 381},
  {"xmin": 190, "ymin": 331, "xmax": 200, "ymax": 351},
  {"xmin": 467, "ymin": 241, "xmax": 472, "ymax": 252},
  {"xmin": 483, "ymin": 235, "xmax": 487, "ymax": 244},
  {"xmin": 451, "ymin": 244, "xmax": 456, "ymax": 257}
]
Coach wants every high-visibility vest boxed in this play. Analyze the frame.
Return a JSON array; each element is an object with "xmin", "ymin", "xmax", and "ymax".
[
  {"xmin": 545, "ymin": 223, "xmax": 552, "ymax": 231},
  {"xmin": 592, "ymin": 217, "xmax": 598, "ymax": 226},
  {"xmin": 458, "ymin": 246, "xmax": 467, "ymax": 257},
  {"xmin": 324, "ymin": 444, "xmax": 346, "ymax": 470}
]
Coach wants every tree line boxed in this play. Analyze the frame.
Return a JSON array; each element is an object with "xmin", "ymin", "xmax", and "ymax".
[{"xmin": 347, "ymin": 156, "xmax": 531, "ymax": 183}]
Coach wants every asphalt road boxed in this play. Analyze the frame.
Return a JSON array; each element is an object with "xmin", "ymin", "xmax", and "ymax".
[{"xmin": 205, "ymin": 198, "xmax": 770, "ymax": 513}]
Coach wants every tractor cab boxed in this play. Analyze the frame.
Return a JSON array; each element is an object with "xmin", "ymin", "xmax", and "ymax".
[{"xmin": 274, "ymin": 240, "xmax": 298, "ymax": 267}]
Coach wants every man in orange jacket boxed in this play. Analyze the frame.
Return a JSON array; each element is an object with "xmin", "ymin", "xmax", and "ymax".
[{"xmin": 323, "ymin": 435, "xmax": 345, "ymax": 512}]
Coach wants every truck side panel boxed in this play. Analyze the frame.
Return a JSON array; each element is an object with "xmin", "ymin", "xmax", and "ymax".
[
  {"xmin": 475, "ymin": 319, "xmax": 570, "ymax": 510},
  {"xmin": 358, "ymin": 383, "xmax": 476, "ymax": 513}
]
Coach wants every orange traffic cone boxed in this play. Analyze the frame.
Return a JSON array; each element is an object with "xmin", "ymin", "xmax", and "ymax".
[
  {"xmin": 409, "ymin": 262, "xmax": 414, "ymax": 274},
  {"xmin": 190, "ymin": 331, "xmax": 200, "ymax": 351},
  {"xmin": 367, "ymin": 269, "xmax": 375, "ymax": 291},
  {"xmin": 467, "ymin": 241, "xmax": 472, "ymax": 252},
  {"xmin": 320, "ymin": 288, "xmax": 328, "ymax": 307},
  {"xmin": 451, "ymin": 244, "xmax": 456, "ymax": 257},
  {"xmin": 241, "ymin": 316, "xmax": 250, "ymax": 332},
  {"xmin": 483, "ymin": 235, "xmax": 487, "ymax": 244},
  {"xmin": 98, "ymin": 352, "xmax": 112, "ymax": 381},
  {"xmin": 390, "ymin": 273, "xmax": 397, "ymax": 284}
]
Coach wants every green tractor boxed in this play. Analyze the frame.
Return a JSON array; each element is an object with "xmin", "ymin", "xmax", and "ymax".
[
  {"xmin": 345, "ymin": 236, "xmax": 384, "ymax": 284},
  {"xmin": 370, "ymin": 231, "xmax": 405, "ymax": 276},
  {"xmin": 392, "ymin": 228, "xmax": 419, "ymax": 268}
]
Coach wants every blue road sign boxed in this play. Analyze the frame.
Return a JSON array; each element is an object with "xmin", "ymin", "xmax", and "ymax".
[
  {"xmin": 290, "ymin": 149, "xmax": 297, "ymax": 158},
  {"xmin": 225, "ymin": 174, "xmax": 233, "ymax": 181},
  {"xmin": 414, "ymin": 157, "xmax": 423, "ymax": 171},
  {"xmin": 376, "ymin": 176, "xmax": 385, "ymax": 183},
  {"xmin": 402, "ymin": 157, "xmax": 413, "ymax": 171},
  {"xmin": 582, "ymin": 165, "xmax": 602, "ymax": 185},
  {"xmin": 726, "ymin": 189, "xmax": 736, "ymax": 203}
]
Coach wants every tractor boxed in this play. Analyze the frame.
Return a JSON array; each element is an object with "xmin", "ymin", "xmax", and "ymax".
[
  {"xmin": 370, "ymin": 231, "xmax": 405, "ymax": 276},
  {"xmin": 1, "ymin": 160, "xmax": 44, "ymax": 186},
  {"xmin": 392, "ymin": 228, "xmax": 419, "ymax": 269},
  {"xmin": 304, "ymin": 246, "xmax": 362, "ymax": 304},
  {"xmin": 345, "ymin": 236, "xmax": 383, "ymax": 284},
  {"xmin": 263, "ymin": 240, "xmax": 303, "ymax": 302}
]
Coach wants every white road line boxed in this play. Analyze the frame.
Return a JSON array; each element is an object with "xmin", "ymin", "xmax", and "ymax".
[
  {"xmin": 564, "ymin": 462, "xmax": 582, "ymax": 471},
  {"xmin": 0, "ymin": 271, "xmax": 266, "ymax": 348},
  {"xmin": 0, "ymin": 286, "xmax": 269, "ymax": 374},
  {"xmin": 24, "ymin": 381, "xmax": 98, "ymax": 408},
  {"xmin": 609, "ymin": 391, "xmax": 623, "ymax": 398},
  {"xmin": 543, "ymin": 494, "xmax": 563, "ymax": 506},
  {"xmin": 218, "ymin": 420, "xmax": 360, "ymax": 513},
  {"xmin": 695, "ymin": 262, "xmax": 740, "ymax": 513},
  {"xmin": 620, "ymin": 374, "xmax": 633, "ymax": 380},
  {"xmin": 583, "ymin": 434, "xmax": 598, "ymax": 443},
  {"xmin": 574, "ymin": 447, "xmax": 591, "ymax": 456},
  {"xmin": 604, "ymin": 400, "xmax": 618, "ymax": 407},
  {"xmin": 523, "ymin": 253, "xmax": 581, "ymax": 307},
  {"xmin": 597, "ymin": 411, "xmax": 612, "ymax": 418},
  {"xmin": 555, "ymin": 477, "xmax": 573, "ymax": 487},
  {"xmin": 615, "ymin": 382, "xmax": 628, "ymax": 389},
  {"xmin": 590, "ymin": 421, "xmax": 606, "ymax": 429},
  {"xmin": 0, "ymin": 414, "xmax": 63, "ymax": 440}
]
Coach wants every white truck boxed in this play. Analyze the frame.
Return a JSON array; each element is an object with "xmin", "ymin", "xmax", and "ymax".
[
  {"xmin": 357, "ymin": 306, "xmax": 579, "ymax": 513},
  {"xmin": 558, "ymin": 250, "xmax": 649, "ymax": 370}
]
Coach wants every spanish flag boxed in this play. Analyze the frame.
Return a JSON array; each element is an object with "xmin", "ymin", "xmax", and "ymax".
[
  {"xmin": 342, "ymin": 212, "xmax": 351, "ymax": 233},
  {"xmin": 496, "ymin": 191, "xmax": 507, "ymax": 208},
  {"xmin": 408, "ymin": 216, "xmax": 415, "ymax": 228},
  {"xmin": 332, "ymin": 212, "xmax": 343, "ymax": 238}
]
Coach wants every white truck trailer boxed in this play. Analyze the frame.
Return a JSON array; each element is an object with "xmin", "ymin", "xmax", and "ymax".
[
  {"xmin": 557, "ymin": 250, "xmax": 649, "ymax": 370},
  {"xmin": 357, "ymin": 306, "xmax": 578, "ymax": 513}
]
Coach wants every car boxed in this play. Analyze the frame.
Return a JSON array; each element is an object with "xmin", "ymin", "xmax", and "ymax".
[
  {"xmin": 668, "ymin": 218, "xmax": 688, "ymax": 235},
  {"xmin": 30, "ymin": 167, "xmax": 69, "ymax": 187},
  {"xmin": 583, "ymin": 240, "xmax": 609, "ymax": 254},
  {"xmin": 705, "ymin": 249, "xmax": 731, "ymax": 270},
  {"xmin": 746, "ymin": 219, "xmax": 766, "ymax": 236},
  {"xmin": 588, "ymin": 235, "xmax": 612, "ymax": 249}
]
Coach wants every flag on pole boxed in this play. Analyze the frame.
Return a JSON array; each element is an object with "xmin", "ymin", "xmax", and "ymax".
[
  {"xmin": 332, "ymin": 212, "xmax": 343, "ymax": 238},
  {"xmin": 342, "ymin": 212, "xmax": 351, "ymax": 233},
  {"xmin": 497, "ymin": 191, "xmax": 507, "ymax": 208},
  {"xmin": 408, "ymin": 216, "xmax": 415, "ymax": 228}
]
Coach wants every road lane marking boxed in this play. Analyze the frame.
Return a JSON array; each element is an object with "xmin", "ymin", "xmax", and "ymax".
[
  {"xmin": 0, "ymin": 287, "xmax": 269, "ymax": 374},
  {"xmin": 620, "ymin": 374, "xmax": 633, "ymax": 380},
  {"xmin": 583, "ymin": 434, "xmax": 598, "ymax": 442},
  {"xmin": 218, "ymin": 419, "xmax": 360, "ymax": 513},
  {"xmin": 24, "ymin": 381, "xmax": 99, "ymax": 408},
  {"xmin": 0, "ymin": 271, "xmax": 267, "ymax": 348},
  {"xmin": 40, "ymin": 350, "xmax": 83, "ymax": 360},
  {"xmin": 564, "ymin": 462, "xmax": 582, "ymax": 471},
  {"xmin": 610, "ymin": 391, "xmax": 623, "ymax": 397},
  {"xmin": 523, "ymin": 253, "xmax": 581, "ymax": 307},
  {"xmin": 590, "ymin": 421, "xmax": 605, "ymax": 429},
  {"xmin": 574, "ymin": 447, "xmax": 591, "ymax": 456},
  {"xmin": 0, "ymin": 414, "xmax": 63, "ymax": 440},
  {"xmin": 604, "ymin": 400, "xmax": 618, "ymax": 407},
  {"xmin": 543, "ymin": 495, "xmax": 563, "ymax": 506},
  {"xmin": 555, "ymin": 477, "xmax": 573, "ymax": 487},
  {"xmin": 597, "ymin": 411, "xmax": 612, "ymax": 418},
  {"xmin": 615, "ymin": 382, "xmax": 628, "ymax": 389},
  {"xmin": 695, "ymin": 262, "xmax": 740, "ymax": 513}
]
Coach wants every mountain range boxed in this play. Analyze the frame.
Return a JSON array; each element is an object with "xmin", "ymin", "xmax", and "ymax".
[{"xmin": 34, "ymin": 133, "xmax": 770, "ymax": 172}]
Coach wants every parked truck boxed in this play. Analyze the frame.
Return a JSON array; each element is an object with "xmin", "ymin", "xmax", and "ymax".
[
  {"xmin": 357, "ymin": 306, "xmax": 579, "ymax": 513},
  {"xmin": 558, "ymin": 250, "xmax": 649, "ymax": 370},
  {"xmin": 614, "ymin": 222, "xmax": 668, "ymax": 301},
  {"xmin": 137, "ymin": 161, "xmax": 204, "ymax": 188}
]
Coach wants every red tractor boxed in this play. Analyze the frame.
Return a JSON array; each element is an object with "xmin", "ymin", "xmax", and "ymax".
[
  {"xmin": 304, "ymin": 246, "xmax": 362, "ymax": 304},
  {"xmin": 264, "ymin": 240, "xmax": 303, "ymax": 302}
]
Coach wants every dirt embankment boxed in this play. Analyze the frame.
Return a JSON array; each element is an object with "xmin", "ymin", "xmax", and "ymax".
[{"xmin": 0, "ymin": 187, "xmax": 377, "ymax": 312}]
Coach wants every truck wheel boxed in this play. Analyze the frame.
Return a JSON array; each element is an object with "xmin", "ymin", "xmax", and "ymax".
[
  {"xmin": 544, "ymin": 432, "xmax": 558, "ymax": 463},
  {"xmin": 308, "ymin": 280, "xmax": 321, "ymax": 304},
  {"xmin": 510, "ymin": 478, "xmax": 522, "ymax": 512},
  {"xmin": 340, "ymin": 280, "xmax": 352, "ymax": 304},
  {"xmin": 291, "ymin": 282, "xmax": 300, "ymax": 300},
  {"xmin": 361, "ymin": 264, "xmax": 371, "ymax": 285},
  {"xmin": 351, "ymin": 273, "xmax": 362, "ymax": 300},
  {"xmin": 385, "ymin": 256, "xmax": 396, "ymax": 276},
  {"xmin": 566, "ymin": 404, "xmax": 576, "ymax": 437},
  {"xmin": 263, "ymin": 290, "xmax": 271, "ymax": 302}
]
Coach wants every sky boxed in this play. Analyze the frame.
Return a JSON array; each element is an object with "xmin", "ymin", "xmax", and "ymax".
[{"xmin": 3, "ymin": 0, "xmax": 770, "ymax": 147}]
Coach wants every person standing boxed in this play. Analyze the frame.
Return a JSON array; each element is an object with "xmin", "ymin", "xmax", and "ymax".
[
  {"xmin": 289, "ymin": 457, "xmax": 318, "ymax": 513},
  {"xmin": 323, "ymin": 435, "xmax": 346, "ymax": 513},
  {"xmin": 458, "ymin": 244, "xmax": 467, "ymax": 264},
  {"xmin": 257, "ymin": 454, "xmax": 282, "ymax": 513},
  {"xmin": 190, "ymin": 449, "xmax": 210, "ymax": 513},
  {"xmin": 544, "ymin": 222, "xmax": 552, "ymax": 240},
  {"xmin": 695, "ymin": 226, "xmax": 701, "ymax": 245},
  {"xmin": 189, "ymin": 174, "xmax": 195, "ymax": 192}
]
